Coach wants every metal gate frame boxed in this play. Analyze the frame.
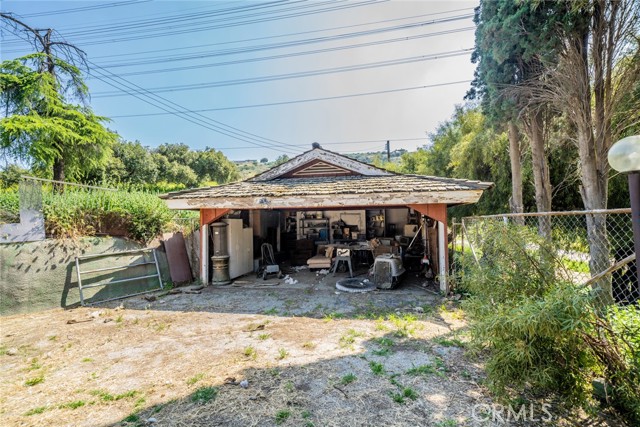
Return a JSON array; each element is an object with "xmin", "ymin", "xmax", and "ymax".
[{"xmin": 75, "ymin": 248, "xmax": 163, "ymax": 306}]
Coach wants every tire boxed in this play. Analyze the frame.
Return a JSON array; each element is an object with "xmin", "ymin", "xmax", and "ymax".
[{"xmin": 335, "ymin": 278, "xmax": 376, "ymax": 293}]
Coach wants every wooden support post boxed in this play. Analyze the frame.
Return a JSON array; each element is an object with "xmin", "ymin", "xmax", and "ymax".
[
  {"xmin": 407, "ymin": 203, "xmax": 449, "ymax": 293},
  {"xmin": 438, "ymin": 220, "xmax": 447, "ymax": 293},
  {"xmin": 199, "ymin": 208, "xmax": 230, "ymax": 285}
]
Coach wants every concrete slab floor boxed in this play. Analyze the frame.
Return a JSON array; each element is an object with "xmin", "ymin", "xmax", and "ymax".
[{"xmin": 103, "ymin": 264, "xmax": 443, "ymax": 319}]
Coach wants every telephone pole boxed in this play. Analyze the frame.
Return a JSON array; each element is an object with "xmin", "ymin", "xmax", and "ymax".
[{"xmin": 386, "ymin": 140, "xmax": 390, "ymax": 162}]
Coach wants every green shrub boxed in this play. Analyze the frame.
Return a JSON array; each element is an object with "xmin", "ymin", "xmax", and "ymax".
[
  {"xmin": 40, "ymin": 189, "xmax": 173, "ymax": 242},
  {"xmin": 0, "ymin": 189, "xmax": 19, "ymax": 223},
  {"xmin": 461, "ymin": 221, "xmax": 640, "ymax": 423}
]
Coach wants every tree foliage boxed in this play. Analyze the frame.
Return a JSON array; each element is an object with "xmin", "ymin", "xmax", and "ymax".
[
  {"xmin": 0, "ymin": 55, "xmax": 116, "ymax": 181},
  {"xmin": 102, "ymin": 141, "xmax": 239, "ymax": 190}
]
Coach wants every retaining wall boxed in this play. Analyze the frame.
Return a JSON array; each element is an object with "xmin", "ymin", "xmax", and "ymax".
[{"xmin": 0, "ymin": 237, "xmax": 171, "ymax": 316}]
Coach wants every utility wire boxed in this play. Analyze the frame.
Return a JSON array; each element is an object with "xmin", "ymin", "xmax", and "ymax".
[
  {"xmin": 93, "ymin": 49, "xmax": 473, "ymax": 97},
  {"xmin": 88, "ymin": 63, "xmax": 304, "ymax": 154},
  {"xmin": 88, "ymin": 6, "xmax": 475, "ymax": 60},
  {"xmin": 98, "ymin": 27, "xmax": 474, "ymax": 78},
  {"xmin": 95, "ymin": 15, "xmax": 473, "ymax": 68},
  {"xmin": 18, "ymin": 0, "xmax": 151, "ymax": 18},
  {"xmin": 108, "ymin": 80, "xmax": 471, "ymax": 118},
  {"xmin": 2, "ymin": 0, "xmax": 386, "ymax": 48},
  {"xmin": 215, "ymin": 138, "xmax": 428, "ymax": 150}
]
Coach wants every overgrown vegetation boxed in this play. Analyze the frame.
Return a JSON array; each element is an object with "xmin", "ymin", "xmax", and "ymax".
[
  {"xmin": 0, "ymin": 186, "xmax": 184, "ymax": 242},
  {"xmin": 461, "ymin": 222, "xmax": 640, "ymax": 423}
]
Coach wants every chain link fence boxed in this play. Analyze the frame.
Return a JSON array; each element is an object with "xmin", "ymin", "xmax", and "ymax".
[{"xmin": 451, "ymin": 209, "xmax": 636, "ymax": 306}]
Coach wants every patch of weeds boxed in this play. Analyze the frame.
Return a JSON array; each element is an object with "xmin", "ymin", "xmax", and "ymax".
[
  {"xmin": 115, "ymin": 314, "xmax": 124, "ymax": 323},
  {"xmin": 81, "ymin": 357, "xmax": 94, "ymax": 363},
  {"xmin": 123, "ymin": 413, "xmax": 139, "ymax": 423},
  {"xmin": 402, "ymin": 387, "xmax": 419, "ymax": 400},
  {"xmin": 435, "ymin": 419, "xmax": 457, "ymax": 427},
  {"xmin": 58, "ymin": 400, "xmax": 86, "ymax": 410},
  {"xmin": 276, "ymin": 348, "xmax": 289, "ymax": 360},
  {"xmin": 449, "ymin": 309, "xmax": 465, "ymax": 320},
  {"xmin": 406, "ymin": 364, "xmax": 436, "ymax": 376},
  {"xmin": 374, "ymin": 317, "xmax": 389, "ymax": 331},
  {"xmin": 390, "ymin": 392, "xmax": 405, "ymax": 404},
  {"xmin": 432, "ymin": 336, "xmax": 464, "ymax": 348},
  {"xmin": 258, "ymin": 333, "xmax": 271, "ymax": 340},
  {"xmin": 301, "ymin": 410, "xmax": 312, "ymax": 418},
  {"xmin": 275, "ymin": 409, "xmax": 291, "ymax": 425},
  {"xmin": 389, "ymin": 375, "xmax": 401, "ymax": 388},
  {"xmin": 339, "ymin": 329, "xmax": 363, "ymax": 348},
  {"xmin": 433, "ymin": 356, "xmax": 448, "ymax": 373},
  {"xmin": 90, "ymin": 389, "xmax": 138, "ymax": 402},
  {"xmin": 461, "ymin": 370, "xmax": 472, "ymax": 380},
  {"xmin": 25, "ymin": 375, "xmax": 44, "ymax": 386},
  {"xmin": 263, "ymin": 307, "xmax": 279, "ymax": 315},
  {"xmin": 244, "ymin": 346, "xmax": 258, "ymax": 360},
  {"xmin": 420, "ymin": 305, "xmax": 435, "ymax": 316},
  {"xmin": 115, "ymin": 390, "xmax": 138, "ymax": 400},
  {"xmin": 376, "ymin": 337, "xmax": 395, "ymax": 347},
  {"xmin": 0, "ymin": 345, "xmax": 7, "ymax": 356},
  {"xmin": 372, "ymin": 348, "xmax": 391, "ymax": 356},
  {"xmin": 269, "ymin": 368, "xmax": 280, "ymax": 377},
  {"xmin": 48, "ymin": 335, "xmax": 58, "ymax": 341},
  {"xmin": 25, "ymin": 358, "xmax": 42, "ymax": 371},
  {"xmin": 191, "ymin": 386, "xmax": 217, "ymax": 404},
  {"xmin": 388, "ymin": 313, "xmax": 418, "ymax": 338},
  {"xmin": 284, "ymin": 381, "xmax": 294, "ymax": 392},
  {"xmin": 302, "ymin": 342, "xmax": 316, "ymax": 349},
  {"xmin": 24, "ymin": 406, "xmax": 49, "ymax": 416},
  {"xmin": 322, "ymin": 311, "xmax": 344, "ymax": 321},
  {"xmin": 187, "ymin": 373, "xmax": 205, "ymax": 385},
  {"xmin": 151, "ymin": 404, "xmax": 165, "ymax": 414},
  {"xmin": 369, "ymin": 361, "xmax": 385, "ymax": 375},
  {"xmin": 134, "ymin": 397, "xmax": 146, "ymax": 409},
  {"xmin": 340, "ymin": 373, "xmax": 357, "ymax": 385}
]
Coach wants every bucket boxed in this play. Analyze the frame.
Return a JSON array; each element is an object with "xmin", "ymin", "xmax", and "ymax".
[{"xmin": 319, "ymin": 229, "xmax": 328, "ymax": 240}]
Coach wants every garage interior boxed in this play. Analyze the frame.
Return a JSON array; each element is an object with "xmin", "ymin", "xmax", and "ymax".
[{"xmin": 206, "ymin": 207, "xmax": 444, "ymax": 286}]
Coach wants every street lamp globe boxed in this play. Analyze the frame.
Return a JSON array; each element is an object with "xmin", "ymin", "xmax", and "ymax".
[{"xmin": 608, "ymin": 135, "xmax": 640, "ymax": 173}]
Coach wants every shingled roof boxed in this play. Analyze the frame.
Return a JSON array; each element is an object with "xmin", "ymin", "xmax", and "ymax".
[
  {"xmin": 163, "ymin": 174, "xmax": 491, "ymax": 199},
  {"xmin": 161, "ymin": 146, "xmax": 493, "ymax": 209}
]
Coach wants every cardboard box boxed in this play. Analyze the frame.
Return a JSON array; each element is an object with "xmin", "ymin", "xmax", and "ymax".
[{"xmin": 404, "ymin": 224, "xmax": 419, "ymax": 237}]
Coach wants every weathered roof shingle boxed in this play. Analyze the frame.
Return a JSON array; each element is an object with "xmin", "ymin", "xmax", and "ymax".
[{"xmin": 161, "ymin": 174, "xmax": 493, "ymax": 200}]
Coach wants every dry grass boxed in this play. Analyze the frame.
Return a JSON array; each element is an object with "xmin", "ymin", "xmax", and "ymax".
[{"xmin": 0, "ymin": 284, "xmax": 622, "ymax": 426}]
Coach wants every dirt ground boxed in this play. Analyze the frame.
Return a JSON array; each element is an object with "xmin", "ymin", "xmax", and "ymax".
[{"xmin": 0, "ymin": 268, "xmax": 623, "ymax": 427}]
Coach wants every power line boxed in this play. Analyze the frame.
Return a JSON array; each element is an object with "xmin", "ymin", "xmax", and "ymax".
[
  {"xmin": 88, "ymin": 7, "xmax": 475, "ymax": 61},
  {"xmin": 92, "ymin": 49, "xmax": 473, "ymax": 97},
  {"xmin": 88, "ymin": 64, "xmax": 304, "ymax": 155},
  {"xmin": 2, "ymin": 0, "xmax": 386, "ymax": 48},
  {"xmin": 214, "ymin": 137, "xmax": 428, "ymax": 150},
  {"xmin": 107, "ymin": 80, "xmax": 471, "ymax": 118},
  {"xmin": 18, "ymin": 0, "xmax": 151, "ymax": 18},
  {"xmin": 96, "ymin": 26, "xmax": 474, "ymax": 78},
  {"xmin": 95, "ymin": 14, "xmax": 474, "ymax": 68},
  {"xmin": 3, "ymin": 23, "xmax": 306, "ymax": 156}
]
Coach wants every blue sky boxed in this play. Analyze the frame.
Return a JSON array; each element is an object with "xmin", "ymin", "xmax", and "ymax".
[{"xmin": 1, "ymin": 0, "xmax": 479, "ymax": 161}]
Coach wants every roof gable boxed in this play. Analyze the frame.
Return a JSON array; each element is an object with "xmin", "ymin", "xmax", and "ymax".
[{"xmin": 250, "ymin": 147, "xmax": 393, "ymax": 181}]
